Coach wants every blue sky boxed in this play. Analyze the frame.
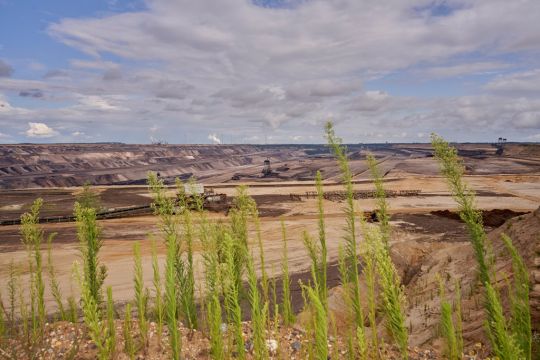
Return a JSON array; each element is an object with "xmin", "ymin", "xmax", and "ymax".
[{"xmin": 1, "ymin": 0, "xmax": 540, "ymax": 143}]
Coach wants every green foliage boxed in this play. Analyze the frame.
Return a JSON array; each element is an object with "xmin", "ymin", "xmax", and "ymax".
[
  {"xmin": 207, "ymin": 293, "xmax": 225, "ymax": 360},
  {"xmin": 304, "ymin": 286, "xmax": 328, "ymax": 360},
  {"xmin": 75, "ymin": 263, "xmax": 110, "ymax": 360},
  {"xmin": 367, "ymin": 153, "xmax": 391, "ymax": 247},
  {"xmin": 227, "ymin": 186, "xmax": 257, "ymax": 306},
  {"xmin": 76, "ymin": 181, "xmax": 102, "ymax": 211},
  {"xmin": 502, "ymin": 234, "xmax": 532, "ymax": 360},
  {"xmin": 431, "ymin": 134, "xmax": 531, "ymax": 358},
  {"xmin": 201, "ymin": 222, "xmax": 225, "ymax": 360},
  {"xmin": 369, "ymin": 226, "xmax": 408, "ymax": 359},
  {"xmin": 105, "ymin": 286, "xmax": 116, "ymax": 357},
  {"xmin": 247, "ymin": 251, "xmax": 269, "ymax": 360},
  {"xmin": 0, "ymin": 290, "xmax": 5, "ymax": 344},
  {"xmin": 431, "ymin": 135, "xmax": 489, "ymax": 286},
  {"xmin": 325, "ymin": 122, "xmax": 363, "ymax": 329},
  {"xmin": 438, "ymin": 276, "xmax": 460, "ymax": 360},
  {"xmin": 165, "ymin": 228, "xmax": 181, "ymax": 359},
  {"xmin": 280, "ymin": 220, "xmax": 295, "ymax": 326},
  {"xmin": 356, "ymin": 325, "xmax": 368, "ymax": 360},
  {"xmin": 254, "ymin": 210, "xmax": 270, "ymax": 307},
  {"xmin": 75, "ymin": 202, "xmax": 107, "ymax": 306},
  {"xmin": 7, "ymin": 260, "xmax": 17, "ymax": 335},
  {"xmin": 20, "ymin": 198, "xmax": 46, "ymax": 333},
  {"xmin": 67, "ymin": 295, "xmax": 78, "ymax": 323},
  {"xmin": 454, "ymin": 279, "xmax": 464, "ymax": 356},
  {"xmin": 123, "ymin": 303, "xmax": 135, "ymax": 360},
  {"xmin": 222, "ymin": 232, "xmax": 245, "ymax": 359},
  {"xmin": 361, "ymin": 225, "xmax": 379, "ymax": 355},
  {"xmin": 175, "ymin": 178, "xmax": 198, "ymax": 330},
  {"xmin": 315, "ymin": 171, "xmax": 328, "ymax": 309},
  {"xmin": 485, "ymin": 283, "xmax": 523, "ymax": 359},
  {"xmin": 47, "ymin": 233, "xmax": 66, "ymax": 321},
  {"xmin": 133, "ymin": 241, "xmax": 148, "ymax": 349},
  {"xmin": 151, "ymin": 238, "xmax": 164, "ymax": 346},
  {"xmin": 18, "ymin": 274, "xmax": 31, "ymax": 353},
  {"xmin": 148, "ymin": 172, "xmax": 181, "ymax": 358}
]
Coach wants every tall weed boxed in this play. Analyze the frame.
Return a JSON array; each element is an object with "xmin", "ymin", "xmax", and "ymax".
[
  {"xmin": 75, "ymin": 202, "xmax": 107, "ymax": 306},
  {"xmin": 20, "ymin": 199, "xmax": 46, "ymax": 332},
  {"xmin": 431, "ymin": 134, "xmax": 528, "ymax": 359}
]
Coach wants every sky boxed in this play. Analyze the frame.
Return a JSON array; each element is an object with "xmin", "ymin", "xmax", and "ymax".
[{"xmin": 1, "ymin": 0, "xmax": 540, "ymax": 144}]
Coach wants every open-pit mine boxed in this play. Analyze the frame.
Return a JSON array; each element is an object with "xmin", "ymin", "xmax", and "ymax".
[{"xmin": 1, "ymin": 141, "xmax": 539, "ymax": 359}]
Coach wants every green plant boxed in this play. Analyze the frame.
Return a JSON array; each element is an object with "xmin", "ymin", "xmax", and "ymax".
[
  {"xmin": 123, "ymin": 303, "xmax": 135, "ymax": 360},
  {"xmin": 148, "ymin": 172, "xmax": 181, "ymax": 358},
  {"xmin": 176, "ymin": 178, "xmax": 198, "ymax": 330},
  {"xmin": 356, "ymin": 325, "xmax": 368, "ymax": 360},
  {"xmin": 67, "ymin": 295, "xmax": 78, "ymax": 323},
  {"xmin": 105, "ymin": 286, "xmax": 116, "ymax": 357},
  {"xmin": 222, "ymin": 232, "xmax": 245, "ymax": 359},
  {"xmin": 485, "ymin": 283, "xmax": 522, "ymax": 359},
  {"xmin": 431, "ymin": 134, "xmax": 529, "ymax": 359},
  {"xmin": 151, "ymin": 238, "xmax": 164, "ymax": 346},
  {"xmin": 76, "ymin": 181, "xmax": 102, "ymax": 211},
  {"xmin": 437, "ymin": 275, "xmax": 460, "ymax": 360},
  {"xmin": 247, "ymin": 250, "xmax": 269, "ymax": 360},
  {"xmin": 75, "ymin": 202, "xmax": 107, "ymax": 306},
  {"xmin": 369, "ymin": 226, "xmax": 408, "ymax": 359},
  {"xmin": 315, "ymin": 171, "xmax": 328, "ymax": 309},
  {"xmin": 207, "ymin": 293, "xmax": 225, "ymax": 360},
  {"xmin": 164, "ymin": 227, "xmax": 181, "ymax": 359},
  {"xmin": 18, "ymin": 273, "xmax": 31, "ymax": 355},
  {"xmin": 228, "ymin": 186, "xmax": 254, "ymax": 292},
  {"xmin": 367, "ymin": 153, "xmax": 391, "ymax": 247},
  {"xmin": 20, "ymin": 198, "xmax": 46, "ymax": 333},
  {"xmin": 0, "ymin": 290, "xmax": 5, "ymax": 345},
  {"xmin": 325, "ymin": 122, "xmax": 363, "ymax": 328},
  {"xmin": 7, "ymin": 260, "xmax": 17, "ymax": 335},
  {"xmin": 454, "ymin": 279, "xmax": 464, "ymax": 356},
  {"xmin": 302, "ymin": 231, "xmax": 320, "ymax": 288},
  {"xmin": 47, "ymin": 233, "xmax": 66, "ymax": 321},
  {"xmin": 431, "ymin": 135, "xmax": 489, "ymax": 286},
  {"xmin": 201, "ymin": 222, "xmax": 225, "ymax": 360},
  {"xmin": 361, "ymin": 226, "xmax": 378, "ymax": 355},
  {"xmin": 133, "ymin": 241, "xmax": 148, "ymax": 349},
  {"xmin": 280, "ymin": 220, "xmax": 295, "ymax": 326},
  {"xmin": 254, "ymin": 209, "xmax": 270, "ymax": 307},
  {"xmin": 502, "ymin": 234, "xmax": 532, "ymax": 359},
  {"xmin": 304, "ymin": 285, "xmax": 328, "ymax": 360},
  {"xmin": 75, "ymin": 263, "xmax": 109, "ymax": 360}
]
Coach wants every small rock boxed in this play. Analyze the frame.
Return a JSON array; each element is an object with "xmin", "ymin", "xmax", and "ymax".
[
  {"xmin": 291, "ymin": 341, "xmax": 302, "ymax": 352},
  {"xmin": 266, "ymin": 339, "xmax": 278, "ymax": 354},
  {"xmin": 245, "ymin": 339, "xmax": 254, "ymax": 352},
  {"xmin": 220, "ymin": 323, "xmax": 228, "ymax": 333}
]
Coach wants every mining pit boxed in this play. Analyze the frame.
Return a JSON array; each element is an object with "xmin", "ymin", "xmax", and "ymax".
[{"xmin": 1, "ymin": 142, "xmax": 539, "ymax": 352}]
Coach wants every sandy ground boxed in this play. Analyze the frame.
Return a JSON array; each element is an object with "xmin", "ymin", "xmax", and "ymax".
[{"xmin": 1, "ymin": 173, "xmax": 539, "ymax": 314}]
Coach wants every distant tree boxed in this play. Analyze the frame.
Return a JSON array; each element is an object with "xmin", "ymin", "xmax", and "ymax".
[{"xmin": 76, "ymin": 181, "xmax": 102, "ymax": 211}]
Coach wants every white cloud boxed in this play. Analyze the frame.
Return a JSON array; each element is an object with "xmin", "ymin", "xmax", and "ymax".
[
  {"xmin": 485, "ymin": 69, "xmax": 540, "ymax": 95},
  {"xmin": 26, "ymin": 122, "xmax": 59, "ymax": 138},
  {"xmin": 0, "ymin": 0, "xmax": 539, "ymax": 142},
  {"xmin": 208, "ymin": 133, "xmax": 221, "ymax": 144}
]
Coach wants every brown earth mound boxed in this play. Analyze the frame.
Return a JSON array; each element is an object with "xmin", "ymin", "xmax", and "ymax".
[{"xmin": 431, "ymin": 208, "xmax": 528, "ymax": 227}]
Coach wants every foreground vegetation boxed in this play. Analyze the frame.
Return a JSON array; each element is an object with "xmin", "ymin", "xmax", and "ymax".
[{"xmin": 0, "ymin": 124, "xmax": 533, "ymax": 359}]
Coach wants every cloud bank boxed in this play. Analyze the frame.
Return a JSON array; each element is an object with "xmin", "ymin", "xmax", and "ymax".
[{"xmin": 1, "ymin": 0, "xmax": 540, "ymax": 143}]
